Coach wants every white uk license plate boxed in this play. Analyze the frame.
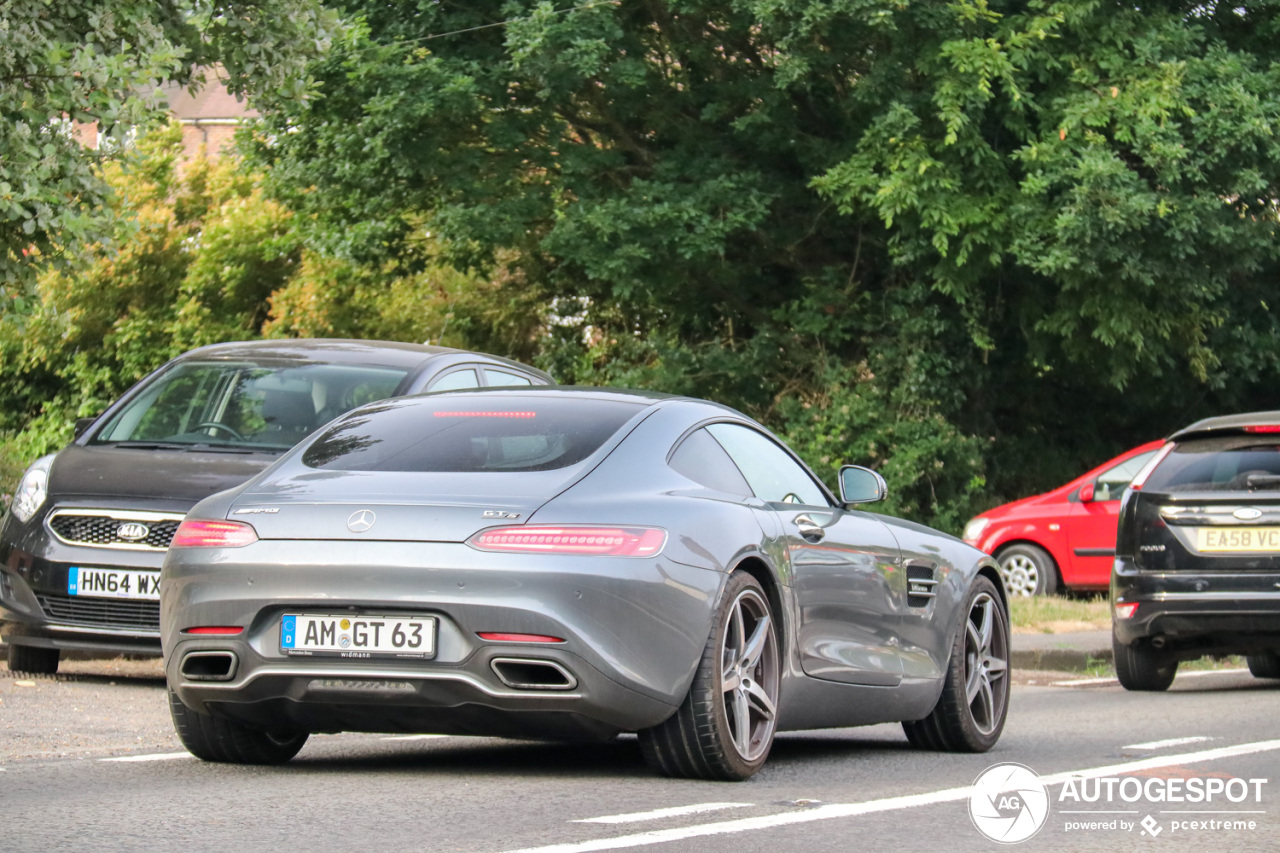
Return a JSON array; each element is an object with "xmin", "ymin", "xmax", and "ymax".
[
  {"xmin": 68, "ymin": 567, "xmax": 161, "ymax": 600},
  {"xmin": 280, "ymin": 614, "xmax": 436, "ymax": 658},
  {"xmin": 1196, "ymin": 527, "xmax": 1280, "ymax": 552}
]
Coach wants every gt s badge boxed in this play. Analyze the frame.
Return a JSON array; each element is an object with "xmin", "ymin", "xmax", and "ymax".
[{"xmin": 482, "ymin": 510, "xmax": 521, "ymax": 519}]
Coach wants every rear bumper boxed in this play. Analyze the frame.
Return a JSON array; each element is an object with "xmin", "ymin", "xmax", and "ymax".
[
  {"xmin": 162, "ymin": 539, "xmax": 726, "ymax": 737},
  {"xmin": 1111, "ymin": 558, "xmax": 1280, "ymax": 654}
]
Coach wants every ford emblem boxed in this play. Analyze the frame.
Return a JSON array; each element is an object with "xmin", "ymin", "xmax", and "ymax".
[
  {"xmin": 1233, "ymin": 508, "xmax": 1264, "ymax": 521},
  {"xmin": 347, "ymin": 509, "xmax": 377, "ymax": 533},
  {"xmin": 117, "ymin": 522, "xmax": 150, "ymax": 541}
]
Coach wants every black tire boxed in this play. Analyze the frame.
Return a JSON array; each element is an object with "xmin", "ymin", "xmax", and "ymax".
[
  {"xmin": 995, "ymin": 543, "xmax": 1058, "ymax": 597},
  {"xmin": 1246, "ymin": 652, "xmax": 1280, "ymax": 679},
  {"xmin": 638, "ymin": 571, "xmax": 780, "ymax": 781},
  {"xmin": 167, "ymin": 685, "xmax": 308, "ymax": 764},
  {"xmin": 1113, "ymin": 636, "xmax": 1177, "ymax": 691},
  {"xmin": 6, "ymin": 643, "xmax": 60, "ymax": 675},
  {"xmin": 903, "ymin": 576, "xmax": 1010, "ymax": 752}
]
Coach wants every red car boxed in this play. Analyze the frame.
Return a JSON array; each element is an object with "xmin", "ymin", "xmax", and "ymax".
[{"xmin": 962, "ymin": 440, "xmax": 1165, "ymax": 596}]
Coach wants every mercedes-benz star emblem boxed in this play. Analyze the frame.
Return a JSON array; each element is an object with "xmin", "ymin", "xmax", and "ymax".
[{"xmin": 347, "ymin": 509, "xmax": 377, "ymax": 533}]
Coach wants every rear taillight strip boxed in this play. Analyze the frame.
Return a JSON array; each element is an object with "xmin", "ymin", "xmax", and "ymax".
[
  {"xmin": 468, "ymin": 525, "xmax": 666, "ymax": 557},
  {"xmin": 170, "ymin": 519, "xmax": 259, "ymax": 549}
]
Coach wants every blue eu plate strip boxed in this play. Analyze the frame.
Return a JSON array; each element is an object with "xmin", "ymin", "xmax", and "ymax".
[
  {"xmin": 281, "ymin": 615, "xmax": 297, "ymax": 648},
  {"xmin": 67, "ymin": 566, "xmax": 80, "ymax": 596}
]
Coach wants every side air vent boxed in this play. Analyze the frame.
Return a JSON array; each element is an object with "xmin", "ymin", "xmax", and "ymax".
[{"xmin": 906, "ymin": 563, "xmax": 939, "ymax": 608}]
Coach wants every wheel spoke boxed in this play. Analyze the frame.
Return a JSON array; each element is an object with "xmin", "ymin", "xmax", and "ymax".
[
  {"xmin": 730, "ymin": 602, "xmax": 746, "ymax": 658},
  {"xmin": 972, "ymin": 677, "xmax": 995, "ymax": 729},
  {"xmin": 739, "ymin": 612, "xmax": 772, "ymax": 670},
  {"xmin": 966, "ymin": 619, "xmax": 982, "ymax": 656},
  {"xmin": 966, "ymin": 663, "xmax": 984, "ymax": 703},
  {"xmin": 744, "ymin": 680, "xmax": 777, "ymax": 720},
  {"xmin": 732, "ymin": 690, "xmax": 751, "ymax": 754},
  {"xmin": 976, "ymin": 597, "xmax": 994, "ymax": 650}
]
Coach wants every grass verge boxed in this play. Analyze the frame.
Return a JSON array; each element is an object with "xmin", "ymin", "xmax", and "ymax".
[{"xmin": 1009, "ymin": 593, "xmax": 1110, "ymax": 634}]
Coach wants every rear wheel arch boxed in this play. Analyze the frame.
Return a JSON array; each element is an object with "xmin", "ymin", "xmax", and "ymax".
[{"xmin": 730, "ymin": 556, "xmax": 787, "ymax": 656}]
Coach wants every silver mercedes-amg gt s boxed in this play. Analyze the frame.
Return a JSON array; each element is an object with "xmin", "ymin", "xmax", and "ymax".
[{"xmin": 161, "ymin": 388, "xmax": 1009, "ymax": 780}]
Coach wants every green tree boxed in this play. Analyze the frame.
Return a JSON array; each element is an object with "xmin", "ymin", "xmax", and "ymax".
[
  {"xmin": 0, "ymin": 123, "xmax": 300, "ymax": 484},
  {"xmin": 0, "ymin": 0, "xmax": 339, "ymax": 307}
]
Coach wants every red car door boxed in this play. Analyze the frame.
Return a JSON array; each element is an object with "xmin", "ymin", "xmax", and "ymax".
[{"xmin": 1065, "ymin": 448, "xmax": 1160, "ymax": 587}]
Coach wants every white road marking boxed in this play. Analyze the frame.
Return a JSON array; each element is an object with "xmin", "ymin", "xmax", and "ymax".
[
  {"xmin": 574, "ymin": 803, "xmax": 753, "ymax": 824},
  {"xmin": 498, "ymin": 739, "xmax": 1280, "ymax": 853},
  {"xmin": 100, "ymin": 752, "xmax": 193, "ymax": 763},
  {"xmin": 1051, "ymin": 667, "xmax": 1250, "ymax": 688},
  {"xmin": 381, "ymin": 734, "xmax": 450, "ymax": 741},
  {"xmin": 1123, "ymin": 736, "xmax": 1214, "ymax": 751}
]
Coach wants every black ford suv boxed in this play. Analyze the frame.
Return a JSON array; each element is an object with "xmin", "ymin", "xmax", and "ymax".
[{"xmin": 1112, "ymin": 411, "xmax": 1280, "ymax": 690}]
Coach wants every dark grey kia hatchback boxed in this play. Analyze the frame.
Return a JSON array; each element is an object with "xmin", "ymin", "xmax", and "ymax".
[
  {"xmin": 1113, "ymin": 411, "xmax": 1280, "ymax": 690},
  {"xmin": 0, "ymin": 339, "xmax": 550, "ymax": 674}
]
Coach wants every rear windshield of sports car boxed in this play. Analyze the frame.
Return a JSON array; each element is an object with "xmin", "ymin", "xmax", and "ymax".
[
  {"xmin": 301, "ymin": 397, "xmax": 647, "ymax": 472},
  {"xmin": 1143, "ymin": 436, "xmax": 1280, "ymax": 492}
]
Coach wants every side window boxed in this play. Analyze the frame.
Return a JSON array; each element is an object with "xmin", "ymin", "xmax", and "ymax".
[
  {"xmin": 1095, "ymin": 450, "xmax": 1157, "ymax": 501},
  {"xmin": 428, "ymin": 368, "xmax": 481, "ymax": 392},
  {"xmin": 483, "ymin": 368, "xmax": 535, "ymax": 387},
  {"xmin": 669, "ymin": 428, "xmax": 753, "ymax": 497},
  {"xmin": 705, "ymin": 423, "xmax": 829, "ymax": 506}
]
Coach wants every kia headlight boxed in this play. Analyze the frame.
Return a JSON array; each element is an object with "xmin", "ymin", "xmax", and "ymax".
[
  {"xmin": 962, "ymin": 516, "xmax": 990, "ymax": 543},
  {"xmin": 10, "ymin": 454, "xmax": 54, "ymax": 523}
]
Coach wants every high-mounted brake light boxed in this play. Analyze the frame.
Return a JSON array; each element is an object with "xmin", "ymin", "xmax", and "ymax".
[
  {"xmin": 171, "ymin": 519, "xmax": 259, "ymax": 548},
  {"xmin": 433, "ymin": 411, "xmax": 536, "ymax": 419},
  {"xmin": 468, "ymin": 526, "xmax": 667, "ymax": 557},
  {"xmin": 1244, "ymin": 425, "xmax": 1280, "ymax": 434},
  {"xmin": 183, "ymin": 626, "xmax": 245, "ymax": 635}
]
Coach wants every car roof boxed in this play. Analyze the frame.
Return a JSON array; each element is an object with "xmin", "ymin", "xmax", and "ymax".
[
  {"xmin": 1170, "ymin": 411, "xmax": 1280, "ymax": 442},
  {"xmin": 168, "ymin": 338, "xmax": 554, "ymax": 382}
]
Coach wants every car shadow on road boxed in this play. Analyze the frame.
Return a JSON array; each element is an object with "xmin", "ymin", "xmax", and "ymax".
[{"xmin": 279, "ymin": 726, "xmax": 919, "ymax": 780}]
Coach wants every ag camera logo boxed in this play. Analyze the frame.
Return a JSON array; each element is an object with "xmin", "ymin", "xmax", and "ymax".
[{"xmin": 970, "ymin": 763, "xmax": 1050, "ymax": 843}]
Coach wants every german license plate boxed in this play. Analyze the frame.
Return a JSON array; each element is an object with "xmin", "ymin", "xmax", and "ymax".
[
  {"xmin": 280, "ymin": 614, "xmax": 436, "ymax": 658},
  {"xmin": 1197, "ymin": 527, "xmax": 1280, "ymax": 552},
  {"xmin": 68, "ymin": 567, "xmax": 161, "ymax": 600}
]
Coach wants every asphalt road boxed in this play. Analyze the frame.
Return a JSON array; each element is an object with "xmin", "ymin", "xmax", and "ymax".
[{"xmin": 2, "ymin": 660, "xmax": 1278, "ymax": 853}]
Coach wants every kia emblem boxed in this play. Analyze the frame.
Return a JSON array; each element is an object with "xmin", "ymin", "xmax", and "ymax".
[
  {"xmin": 116, "ymin": 522, "xmax": 150, "ymax": 541},
  {"xmin": 347, "ymin": 509, "xmax": 377, "ymax": 533}
]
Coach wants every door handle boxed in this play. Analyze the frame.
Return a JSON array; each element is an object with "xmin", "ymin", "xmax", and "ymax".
[{"xmin": 793, "ymin": 515, "xmax": 825, "ymax": 542}]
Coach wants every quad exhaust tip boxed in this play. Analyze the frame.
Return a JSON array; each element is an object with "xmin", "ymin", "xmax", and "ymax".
[
  {"xmin": 180, "ymin": 650, "xmax": 238, "ymax": 682},
  {"xmin": 490, "ymin": 657, "xmax": 577, "ymax": 691}
]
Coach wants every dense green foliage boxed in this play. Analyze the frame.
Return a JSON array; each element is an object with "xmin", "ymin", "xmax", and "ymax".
[
  {"xmin": 6, "ymin": 1, "xmax": 1280, "ymax": 532},
  {"xmin": 242, "ymin": 0, "xmax": 1280, "ymax": 526},
  {"xmin": 0, "ymin": 0, "xmax": 338, "ymax": 304},
  {"xmin": 0, "ymin": 126, "xmax": 516, "ymax": 489}
]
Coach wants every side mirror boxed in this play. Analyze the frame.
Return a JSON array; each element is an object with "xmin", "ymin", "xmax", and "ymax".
[
  {"xmin": 74, "ymin": 416, "xmax": 99, "ymax": 439},
  {"xmin": 1079, "ymin": 482, "xmax": 1096, "ymax": 503},
  {"xmin": 839, "ymin": 465, "xmax": 888, "ymax": 505}
]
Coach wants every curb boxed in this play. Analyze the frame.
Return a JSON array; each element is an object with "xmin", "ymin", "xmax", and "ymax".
[{"xmin": 1011, "ymin": 647, "xmax": 1112, "ymax": 672}]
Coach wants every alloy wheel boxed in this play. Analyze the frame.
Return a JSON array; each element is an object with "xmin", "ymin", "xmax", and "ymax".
[
  {"xmin": 963, "ymin": 591, "xmax": 1009, "ymax": 735},
  {"xmin": 720, "ymin": 588, "xmax": 780, "ymax": 762}
]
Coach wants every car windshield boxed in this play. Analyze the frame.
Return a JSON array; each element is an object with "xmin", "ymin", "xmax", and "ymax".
[
  {"xmin": 92, "ymin": 361, "xmax": 408, "ymax": 451},
  {"xmin": 1144, "ymin": 436, "xmax": 1280, "ymax": 492},
  {"xmin": 302, "ymin": 396, "xmax": 646, "ymax": 472}
]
